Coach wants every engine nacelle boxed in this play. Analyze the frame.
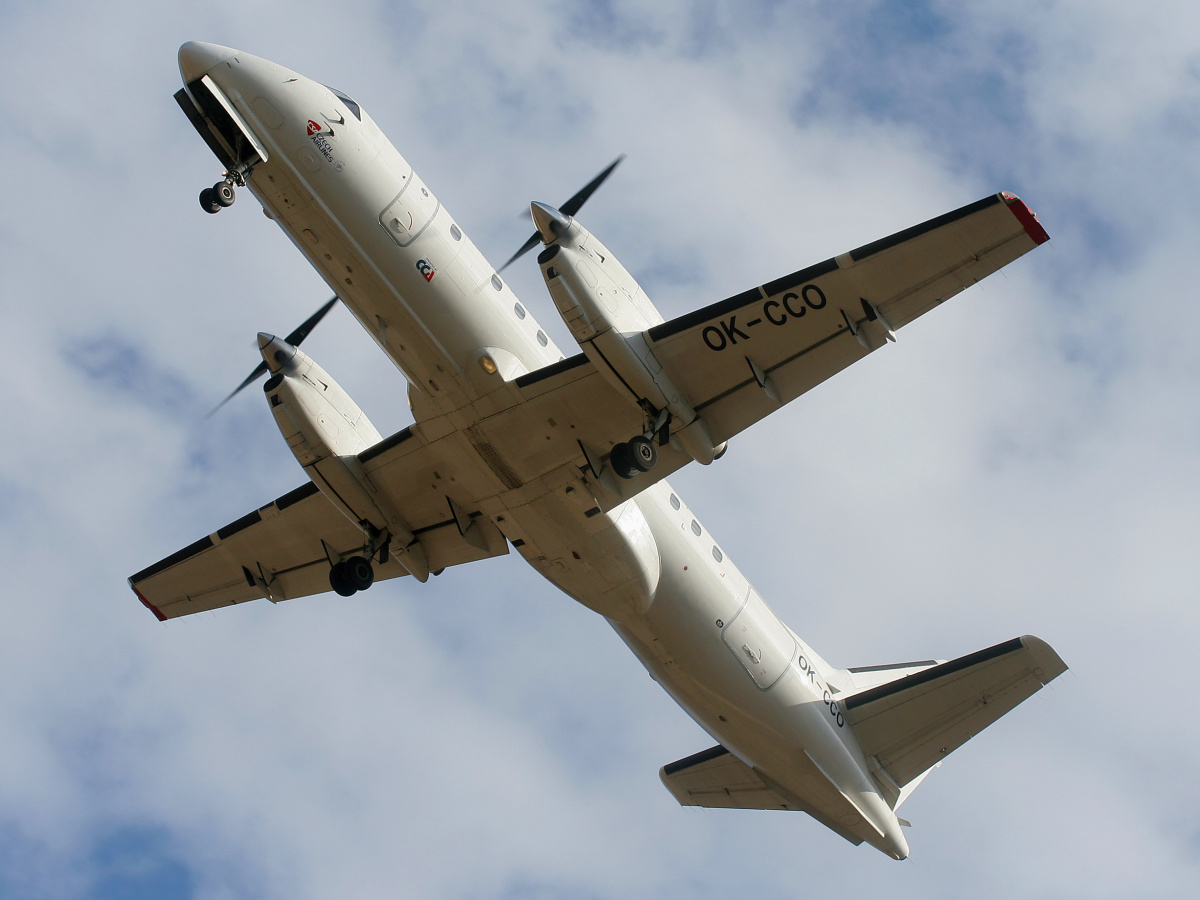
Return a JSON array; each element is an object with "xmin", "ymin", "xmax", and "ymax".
[
  {"xmin": 533, "ymin": 203, "xmax": 721, "ymax": 465},
  {"xmin": 259, "ymin": 333, "xmax": 430, "ymax": 580},
  {"xmin": 262, "ymin": 337, "xmax": 382, "ymax": 463}
]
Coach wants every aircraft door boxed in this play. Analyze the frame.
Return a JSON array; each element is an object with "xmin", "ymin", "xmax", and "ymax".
[
  {"xmin": 722, "ymin": 588, "xmax": 796, "ymax": 690},
  {"xmin": 380, "ymin": 176, "xmax": 440, "ymax": 247}
]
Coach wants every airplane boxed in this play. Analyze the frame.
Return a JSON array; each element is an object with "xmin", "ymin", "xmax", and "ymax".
[{"xmin": 130, "ymin": 41, "xmax": 1067, "ymax": 860}]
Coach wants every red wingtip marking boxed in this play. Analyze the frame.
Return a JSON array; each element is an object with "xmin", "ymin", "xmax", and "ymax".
[
  {"xmin": 130, "ymin": 583, "xmax": 168, "ymax": 621},
  {"xmin": 1002, "ymin": 192, "xmax": 1050, "ymax": 245}
]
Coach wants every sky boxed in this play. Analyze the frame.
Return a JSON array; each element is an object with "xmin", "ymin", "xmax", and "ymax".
[{"xmin": 2, "ymin": 0, "xmax": 1199, "ymax": 897}]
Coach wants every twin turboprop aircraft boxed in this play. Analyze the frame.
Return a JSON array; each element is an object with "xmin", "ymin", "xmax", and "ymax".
[{"xmin": 130, "ymin": 42, "xmax": 1067, "ymax": 860}]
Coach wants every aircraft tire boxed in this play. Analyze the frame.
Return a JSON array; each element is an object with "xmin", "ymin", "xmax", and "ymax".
[
  {"xmin": 214, "ymin": 181, "xmax": 236, "ymax": 207},
  {"xmin": 199, "ymin": 187, "xmax": 221, "ymax": 214},
  {"xmin": 609, "ymin": 442, "xmax": 638, "ymax": 479},
  {"xmin": 329, "ymin": 561, "xmax": 357, "ymax": 596},
  {"xmin": 344, "ymin": 555, "xmax": 375, "ymax": 592},
  {"xmin": 629, "ymin": 435, "xmax": 657, "ymax": 472}
]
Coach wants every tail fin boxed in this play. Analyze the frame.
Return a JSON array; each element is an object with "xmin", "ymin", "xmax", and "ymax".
[{"xmin": 843, "ymin": 635, "xmax": 1066, "ymax": 808}]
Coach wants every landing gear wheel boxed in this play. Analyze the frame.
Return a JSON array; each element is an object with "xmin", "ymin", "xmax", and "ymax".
[
  {"xmin": 329, "ymin": 561, "xmax": 357, "ymax": 597},
  {"xmin": 343, "ymin": 555, "xmax": 375, "ymax": 592},
  {"xmin": 199, "ymin": 187, "xmax": 221, "ymax": 214},
  {"xmin": 214, "ymin": 181, "xmax": 236, "ymax": 207},
  {"xmin": 609, "ymin": 442, "xmax": 638, "ymax": 479},
  {"xmin": 628, "ymin": 435, "xmax": 658, "ymax": 472}
]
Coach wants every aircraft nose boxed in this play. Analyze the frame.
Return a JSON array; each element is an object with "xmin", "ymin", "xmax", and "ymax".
[{"xmin": 178, "ymin": 41, "xmax": 237, "ymax": 82}]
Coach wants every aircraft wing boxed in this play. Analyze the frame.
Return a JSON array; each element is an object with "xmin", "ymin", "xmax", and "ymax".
[
  {"xmin": 646, "ymin": 192, "xmax": 1048, "ymax": 447},
  {"xmin": 130, "ymin": 482, "xmax": 400, "ymax": 619},
  {"xmin": 130, "ymin": 432, "xmax": 510, "ymax": 620},
  {"xmin": 490, "ymin": 193, "xmax": 1047, "ymax": 505},
  {"xmin": 843, "ymin": 635, "xmax": 1067, "ymax": 791}
]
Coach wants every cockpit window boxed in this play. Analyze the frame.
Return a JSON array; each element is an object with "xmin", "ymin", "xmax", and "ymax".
[{"xmin": 325, "ymin": 86, "xmax": 362, "ymax": 120}]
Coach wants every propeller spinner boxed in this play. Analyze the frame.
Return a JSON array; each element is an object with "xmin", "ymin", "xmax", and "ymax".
[
  {"xmin": 207, "ymin": 295, "xmax": 340, "ymax": 416},
  {"xmin": 499, "ymin": 154, "xmax": 626, "ymax": 272}
]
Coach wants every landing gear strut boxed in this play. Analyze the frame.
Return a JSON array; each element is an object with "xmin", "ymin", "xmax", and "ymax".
[
  {"xmin": 329, "ymin": 555, "xmax": 375, "ymax": 596},
  {"xmin": 610, "ymin": 435, "xmax": 658, "ymax": 479}
]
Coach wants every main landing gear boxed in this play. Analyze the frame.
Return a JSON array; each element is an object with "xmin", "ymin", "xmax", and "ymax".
[
  {"xmin": 329, "ymin": 555, "xmax": 375, "ymax": 597},
  {"xmin": 609, "ymin": 435, "xmax": 658, "ymax": 480}
]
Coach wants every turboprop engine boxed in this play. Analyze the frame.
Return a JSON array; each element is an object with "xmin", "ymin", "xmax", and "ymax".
[
  {"xmin": 257, "ymin": 333, "xmax": 432, "ymax": 585},
  {"xmin": 530, "ymin": 202, "xmax": 724, "ymax": 470}
]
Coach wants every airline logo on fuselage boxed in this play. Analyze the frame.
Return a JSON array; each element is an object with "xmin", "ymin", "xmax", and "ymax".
[{"xmin": 305, "ymin": 119, "xmax": 338, "ymax": 165}]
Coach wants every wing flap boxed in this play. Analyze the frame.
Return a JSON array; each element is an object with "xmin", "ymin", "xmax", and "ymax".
[{"xmin": 843, "ymin": 635, "xmax": 1067, "ymax": 789}]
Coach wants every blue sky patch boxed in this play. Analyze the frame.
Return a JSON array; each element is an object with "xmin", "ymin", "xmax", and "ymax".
[{"xmin": 87, "ymin": 826, "xmax": 193, "ymax": 900}]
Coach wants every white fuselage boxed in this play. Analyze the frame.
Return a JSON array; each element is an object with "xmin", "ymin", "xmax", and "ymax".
[{"xmin": 181, "ymin": 42, "xmax": 908, "ymax": 858}]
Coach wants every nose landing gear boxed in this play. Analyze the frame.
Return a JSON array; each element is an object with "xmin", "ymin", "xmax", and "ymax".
[{"xmin": 198, "ymin": 175, "xmax": 240, "ymax": 214}]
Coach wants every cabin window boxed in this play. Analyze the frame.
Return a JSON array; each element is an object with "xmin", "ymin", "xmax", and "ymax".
[
  {"xmin": 669, "ymin": 494, "xmax": 680, "ymax": 510},
  {"xmin": 514, "ymin": 303, "xmax": 526, "ymax": 320},
  {"xmin": 536, "ymin": 330, "xmax": 548, "ymax": 347},
  {"xmin": 491, "ymin": 274, "xmax": 503, "ymax": 291},
  {"xmin": 691, "ymin": 520, "xmax": 701, "ymax": 536},
  {"xmin": 712, "ymin": 546, "xmax": 723, "ymax": 562},
  {"xmin": 449, "ymin": 224, "xmax": 462, "ymax": 241}
]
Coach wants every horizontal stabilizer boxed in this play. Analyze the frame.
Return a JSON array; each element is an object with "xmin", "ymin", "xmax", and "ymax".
[
  {"xmin": 659, "ymin": 744, "xmax": 867, "ymax": 846},
  {"xmin": 659, "ymin": 745, "xmax": 794, "ymax": 811},
  {"xmin": 844, "ymin": 635, "xmax": 1067, "ymax": 793}
]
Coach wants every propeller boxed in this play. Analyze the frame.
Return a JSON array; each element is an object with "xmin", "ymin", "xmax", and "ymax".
[
  {"xmin": 498, "ymin": 154, "xmax": 626, "ymax": 272},
  {"xmin": 207, "ymin": 295, "xmax": 340, "ymax": 416}
]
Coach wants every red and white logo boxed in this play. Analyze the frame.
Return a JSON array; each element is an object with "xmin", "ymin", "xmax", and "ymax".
[{"xmin": 307, "ymin": 120, "xmax": 322, "ymax": 135}]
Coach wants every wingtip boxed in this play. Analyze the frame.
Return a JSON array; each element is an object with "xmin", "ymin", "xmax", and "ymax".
[
  {"xmin": 1017, "ymin": 634, "xmax": 1069, "ymax": 681},
  {"xmin": 130, "ymin": 582, "xmax": 168, "ymax": 621},
  {"xmin": 1002, "ymin": 192, "xmax": 1050, "ymax": 245}
]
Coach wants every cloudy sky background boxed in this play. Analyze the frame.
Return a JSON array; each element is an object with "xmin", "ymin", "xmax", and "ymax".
[{"xmin": 2, "ymin": 0, "xmax": 1198, "ymax": 896}]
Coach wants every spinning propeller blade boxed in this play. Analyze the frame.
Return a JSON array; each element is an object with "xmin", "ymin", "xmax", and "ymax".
[
  {"xmin": 499, "ymin": 154, "xmax": 625, "ymax": 272},
  {"xmin": 207, "ymin": 295, "xmax": 339, "ymax": 417}
]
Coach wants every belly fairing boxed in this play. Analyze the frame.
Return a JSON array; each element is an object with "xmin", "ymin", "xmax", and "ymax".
[{"xmin": 507, "ymin": 489, "xmax": 662, "ymax": 621}]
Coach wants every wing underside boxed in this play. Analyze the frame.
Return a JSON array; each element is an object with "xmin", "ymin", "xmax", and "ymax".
[
  {"xmin": 480, "ymin": 192, "xmax": 1049, "ymax": 508},
  {"xmin": 130, "ymin": 427, "xmax": 512, "ymax": 620},
  {"xmin": 131, "ymin": 193, "xmax": 1048, "ymax": 616},
  {"xmin": 130, "ymin": 482, "xmax": 401, "ymax": 619}
]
